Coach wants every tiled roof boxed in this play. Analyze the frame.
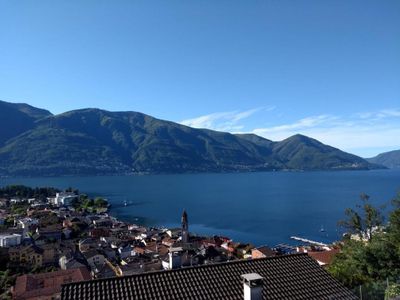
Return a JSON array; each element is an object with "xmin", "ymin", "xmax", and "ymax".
[
  {"xmin": 14, "ymin": 267, "xmax": 91, "ymax": 300},
  {"xmin": 254, "ymin": 246, "xmax": 277, "ymax": 257},
  {"xmin": 308, "ymin": 249, "xmax": 340, "ymax": 266},
  {"xmin": 61, "ymin": 253, "xmax": 356, "ymax": 300}
]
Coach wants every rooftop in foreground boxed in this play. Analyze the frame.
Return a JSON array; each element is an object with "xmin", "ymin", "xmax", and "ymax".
[{"xmin": 61, "ymin": 253, "xmax": 356, "ymax": 300}]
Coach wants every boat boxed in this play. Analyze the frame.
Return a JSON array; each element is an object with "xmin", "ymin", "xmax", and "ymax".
[
  {"xmin": 320, "ymin": 225, "xmax": 325, "ymax": 232},
  {"xmin": 124, "ymin": 200, "xmax": 127, "ymax": 206}
]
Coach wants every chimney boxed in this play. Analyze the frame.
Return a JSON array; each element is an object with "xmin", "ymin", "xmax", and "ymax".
[
  {"xmin": 168, "ymin": 247, "xmax": 183, "ymax": 269},
  {"xmin": 241, "ymin": 273, "xmax": 263, "ymax": 300}
]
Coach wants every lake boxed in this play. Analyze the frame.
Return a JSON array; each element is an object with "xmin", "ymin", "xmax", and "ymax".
[{"xmin": 1, "ymin": 169, "xmax": 399, "ymax": 246}]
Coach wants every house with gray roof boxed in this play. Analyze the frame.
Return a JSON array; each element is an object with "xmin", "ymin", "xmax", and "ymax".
[{"xmin": 61, "ymin": 253, "xmax": 356, "ymax": 300}]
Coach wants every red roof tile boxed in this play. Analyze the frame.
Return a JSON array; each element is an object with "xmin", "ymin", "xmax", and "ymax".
[
  {"xmin": 308, "ymin": 249, "xmax": 340, "ymax": 266},
  {"xmin": 14, "ymin": 267, "xmax": 91, "ymax": 300}
]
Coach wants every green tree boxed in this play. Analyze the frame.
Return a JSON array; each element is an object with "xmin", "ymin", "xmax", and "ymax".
[
  {"xmin": 329, "ymin": 193, "xmax": 400, "ymax": 290},
  {"xmin": 338, "ymin": 193, "xmax": 383, "ymax": 242},
  {"xmin": 329, "ymin": 239, "xmax": 369, "ymax": 287},
  {"xmin": 94, "ymin": 197, "xmax": 107, "ymax": 208}
]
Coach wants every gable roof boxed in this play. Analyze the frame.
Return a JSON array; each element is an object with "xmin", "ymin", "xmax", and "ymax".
[{"xmin": 61, "ymin": 253, "xmax": 356, "ymax": 300}]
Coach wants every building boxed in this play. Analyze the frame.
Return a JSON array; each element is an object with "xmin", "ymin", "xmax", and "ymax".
[
  {"xmin": 181, "ymin": 209, "xmax": 189, "ymax": 244},
  {"xmin": 251, "ymin": 246, "xmax": 277, "ymax": 259},
  {"xmin": 0, "ymin": 233, "xmax": 22, "ymax": 247},
  {"xmin": 162, "ymin": 247, "xmax": 183, "ymax": 270},
  {"xmin": 17, "ymin": 218, "xmax": 39, "ymax": 229},
  {"xmin": 62, "ymin": 253, "xmax": 356, "ymax": 300},
  {"xmin": 118, "ymin": 245, "xmax": 134, "ymax": 259},
  {"xmin": 0, "ymin": 209, "xmax": 7, "ymax": 225},
  {"xmin": 78, "ymin": 238, "xmax": 99, "ymax": 252},
  {"xmin": 35, "ymin": 226, "xmax": 63, "ymax": 244},
  {"xmin": 59, "ymin": 255, "xmax": 86, "ymax": 270},
  {"xmin": 89, "ymin": 228, "xmax": 110, "ymax": 238},
  {"xmin": 13, "ymin": 267, "xmax": 91, "ymax": 300},
  {"xmin": 9, "ymin": 245, "xmax": 44, "ymax": 268},
  {"xmin": 308, "ymin": 248, "xmax": 340, "ymax": 267},
  {"xmin": 52, "ymin": 192, "xmax": 78, "ymax": 207},
  {"xmin": 82, "ymin": 250, "xmax": 105, "ymax": 269}
]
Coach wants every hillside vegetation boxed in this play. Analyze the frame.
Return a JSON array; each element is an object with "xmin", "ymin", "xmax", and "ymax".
[
  {"xmin": 367, "ymin": 150, "xmax": 400, "ymax": 169},
  {"xmin": 0, "ymin": 100, "xmax": 382, "ymax": 176}
]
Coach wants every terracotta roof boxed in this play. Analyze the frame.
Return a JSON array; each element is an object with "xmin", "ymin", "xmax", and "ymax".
[
  {"xmin": 308, "ymin": 249, "xmax": 340, "ymax": 266},
  {"xmin": 253, "ymin": 246, "xmax": 277, "ymax": 257},
  {"xmin": 61, "ymin": 253, "xmax": 356, "ymax": 300},
  {"xmin": 14, "ymin": 267, "xmax": 91, "ymax": 300}
]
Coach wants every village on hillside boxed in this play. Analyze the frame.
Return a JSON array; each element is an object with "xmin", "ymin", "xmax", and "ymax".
[{"xmin": 0, "ymin": 185, "xmax": 340, "ymax": 300}]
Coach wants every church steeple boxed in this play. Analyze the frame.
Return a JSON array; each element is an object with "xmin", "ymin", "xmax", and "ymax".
[{"xmin": 181, "ymin": 209, "xmax": 189, "ymax": 244}]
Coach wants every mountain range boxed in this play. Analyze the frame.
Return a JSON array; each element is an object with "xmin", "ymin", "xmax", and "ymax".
[
  {"xmin": 0, "ymin": 100, "xmax": 385, "ymax": 176},
  {"xmin": 367, "ymin": 150, "xmax": 400, "ymax": 169}
]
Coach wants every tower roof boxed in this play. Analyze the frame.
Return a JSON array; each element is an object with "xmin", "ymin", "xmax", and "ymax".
[{"xmin": 181, "ymin": 209, "xmax": 188, "ymax": 223}]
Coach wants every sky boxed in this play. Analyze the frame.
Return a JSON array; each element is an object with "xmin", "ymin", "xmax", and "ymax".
[{"xmin": 0, "ymin": 0, "xmax": 399, "ymax": 157}]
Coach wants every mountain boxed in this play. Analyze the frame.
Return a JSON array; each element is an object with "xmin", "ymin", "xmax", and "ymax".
[
  {"xmin": 367, "ymin": 150, "xmax": 400, "ymax": 169},
  {"xmin": 0, "ymin": 100, "xmax": 52, "ymax": 146},
  {"xmin": 0, "ymin": 101, "xmax": 382, "ymax": 176}
]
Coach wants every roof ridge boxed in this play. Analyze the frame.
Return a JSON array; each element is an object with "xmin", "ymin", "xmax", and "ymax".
[{"xmin": 63, "ymin": 253, "xmax": 309, "ymax": 287}]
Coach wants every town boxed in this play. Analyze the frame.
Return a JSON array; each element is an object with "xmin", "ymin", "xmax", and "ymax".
[{"xmin": 0, "ymin": 185, "xmax": 340, "ymax": 299}]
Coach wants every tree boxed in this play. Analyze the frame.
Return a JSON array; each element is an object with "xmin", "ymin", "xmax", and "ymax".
[
  {"xmin": 328, "ymin": 239, "xmax": 369, "ymax": 287},
  {"xmin": 388, "ymin": 194, "xmax": 400, "ymax": 241},
  {"xmin": 329, "ymin": 193, "xmax": 400, "ymax": 290},
  {"xmin": 94, "ymin": 197, "xmax": 107, "ymax": 208},
  {"xmin": 338, "ymin": 193, "xmax": 383, "ymax": 242}
]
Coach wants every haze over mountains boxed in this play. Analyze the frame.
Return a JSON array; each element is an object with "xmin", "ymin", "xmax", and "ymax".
[
  {"xmin": 0, "ymin": 100, "xmax": 385, "ymax": 176},
  {"xmin": 367, "ymin": 150, "xmax": 400, "ymax": 169}
]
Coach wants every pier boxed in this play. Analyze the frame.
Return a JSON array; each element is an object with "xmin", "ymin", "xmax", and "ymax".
[{"xmin": 290, "ymin": 236, "xmax": 328, "ymax": 247}]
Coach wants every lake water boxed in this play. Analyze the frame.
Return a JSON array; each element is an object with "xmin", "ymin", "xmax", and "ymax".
[{"xmin": 1, "ymin": 169, "xmax": 399, "ymax": 247}]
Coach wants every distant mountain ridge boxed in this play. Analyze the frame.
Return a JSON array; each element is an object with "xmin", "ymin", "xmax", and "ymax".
[
  {"xmin": 0, "ymin": 100, "xmax": 383, "ymax": 176},
  {"xmin": 367, "ymin": 150, "xmax": 400, "ymax": 169},
  {"xmin": 0, "ymin": 100, "xmax": 52, "ymax": 146}
]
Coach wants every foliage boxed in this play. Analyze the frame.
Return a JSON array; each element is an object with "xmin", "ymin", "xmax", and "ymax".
[
  {"xmin": 0, "ymin": 103, "xmax": 378, "ymax": 176},
  {"xmin": 0, "ymin": 99, "xmax": 51, "ymax": 147},
  {"xmin": 10, "ymin": 202, "xmax": 29, "ymax": 216},
  {"xmin": 37, "ymin": 212, "xmax": 60, "ymax": 227},
  {"xmin": 4, "ymin": 217, "xmax": 14, "ymax": 227},
  {"xmin": 338, "ymin": 193, "xmax": 384, "ymax": 241},
  {"xmin": 353, "ymin": 281, "xmax": 386, "ymax": 300},
  {"xmin": 70, "ymin": 222, "xmax": 88, "ymax": 238},
  {"xmin": 0, "ymin": 185, "xmax": 59, "ymax": 200},
  {"xmin": 72, "ymin": 195, "xmax": 108, "ymax": 213},
  {"xmin": 94, "ymin": 197, "xmax": 108, "ymax": 207},
  {"xmin": 329, "ymin": 193, "xmax": 400, "ymax": 290},
  {"xmin": 386, "ymin": 283, "xmax": 400, "ymax": 298},
  {"xmin": 0, "ymin": 270, "xmax": 18, "ymax": 299}
]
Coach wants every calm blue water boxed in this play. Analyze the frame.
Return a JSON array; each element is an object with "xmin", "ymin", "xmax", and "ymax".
[{"xmin": 1, "ymin": 170, "xmax": 399, "ymax": 246}]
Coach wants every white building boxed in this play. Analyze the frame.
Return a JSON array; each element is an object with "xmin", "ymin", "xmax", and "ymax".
[
  {"xmin": 0, "ymin": 234, "xmax": 22, "ymax": 247},
  {"xmin": 83, "ymin": 251, "xmax": 105, "ymax": 269},
  {"xmin": 52, "ymin": 192, "xmax": 78, "ymax": 206},
  {"xmin": 17, "ymin": 217, "xmax": 39, "ymax": 229},
  {"xmin": 118, "ymin": 245, "xmax": 134, "ymax": 259},
  {"xmin": 10, "ymin": 198, "xmax": 23, "ymax": 204},
  {"xmin": 162, "ymin": 247, "xmax": 183, "ymax": 270}
]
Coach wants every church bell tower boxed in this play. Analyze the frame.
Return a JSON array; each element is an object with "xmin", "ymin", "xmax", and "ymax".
[{"xmin": 181, "ymin": 209, "xmax": 189, "ymax": 244}]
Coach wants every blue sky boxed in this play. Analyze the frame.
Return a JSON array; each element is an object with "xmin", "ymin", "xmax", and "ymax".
[{"xmin": 0, "ymin": 0, "xmax": 399, "ymax": 157}]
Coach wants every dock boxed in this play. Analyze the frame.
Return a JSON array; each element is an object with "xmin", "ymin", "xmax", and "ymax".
[{"xmin": 290, "ymin": 236, "xmax": 328, "ymax": 247}]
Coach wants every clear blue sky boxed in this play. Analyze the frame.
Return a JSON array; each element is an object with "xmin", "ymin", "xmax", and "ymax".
[{"xmin": 0, "ymin": 0, "xmax": 399, "ymax": 157}]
